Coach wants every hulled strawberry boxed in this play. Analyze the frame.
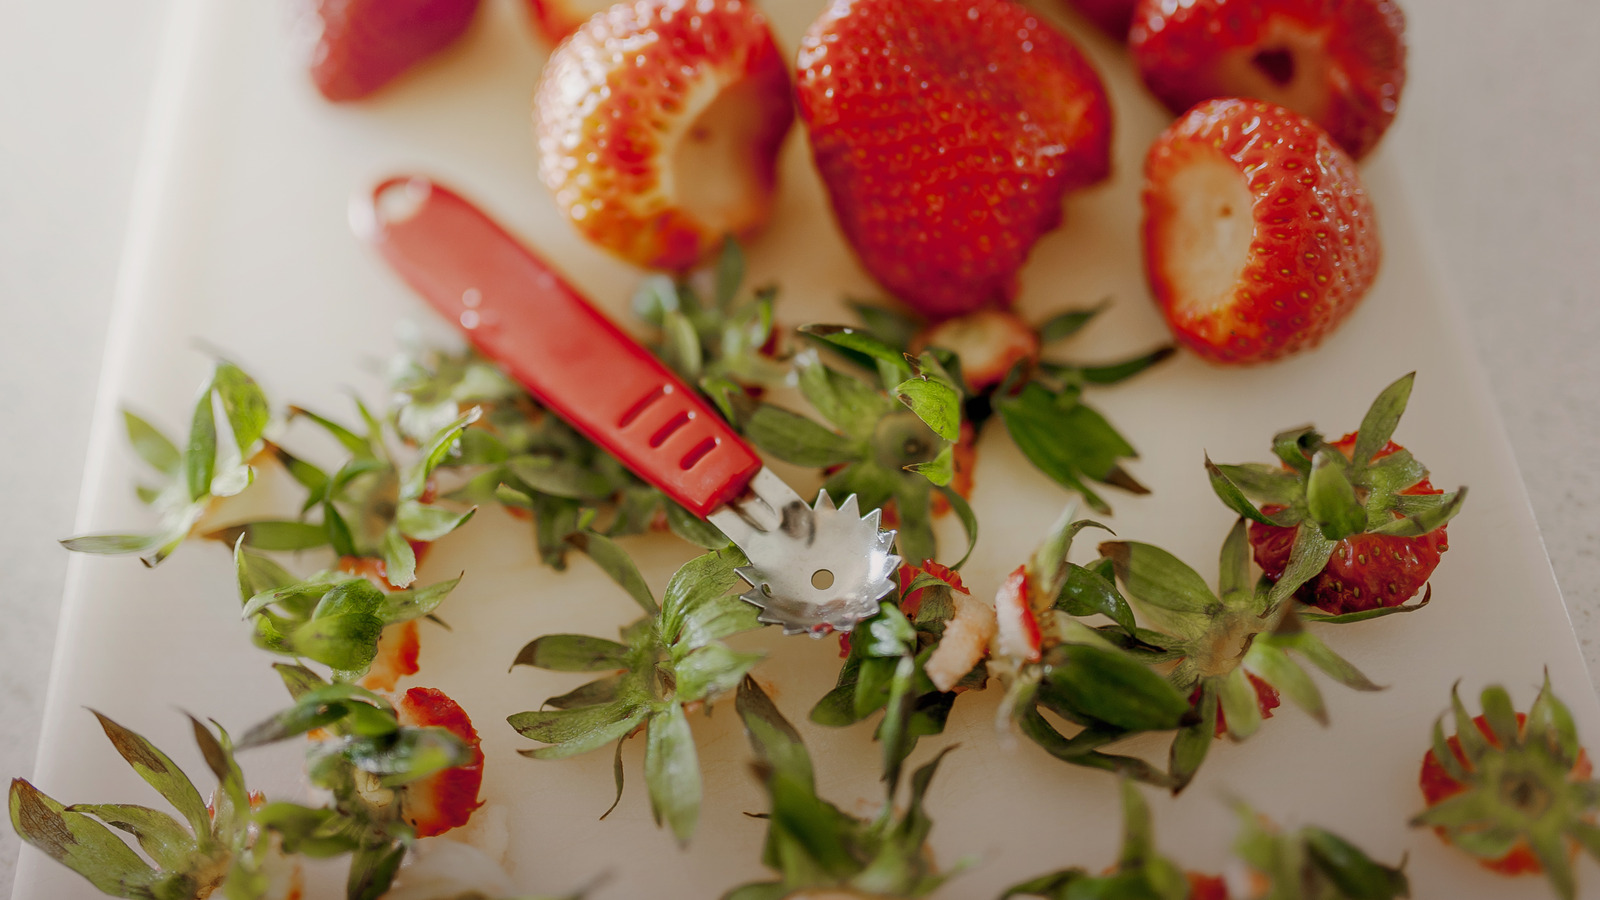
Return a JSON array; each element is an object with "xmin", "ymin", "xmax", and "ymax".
[
  {"xmin": 533, "ymin": 0, "xmax": 794, "ymax": 271},
  {"xmin": 1097, "ymin": 518, "xmax": 1381, "ymax": 788},
  {"xmin": 795, "ymin": 0, "xmax": 1112, "ymax": 319},
  {"xmin": 1130, "ymin": 0, "xmax": 1407, "ymax": 160},
  {"xmin": 1414, "ymin": 678, "xmax": 1600, "ymax": 899},
  {"xmin": 1142, "ymin": 98, "xmax": 1380, "ymax": 365},
  {"xmin": 912, "ymin": 309, "xmax": 1041, "ymax": 392},
  {"xmin": 294, "ymin": 0, "xmax": 481, "ymax": 102},
  {"xmin": 727, "ymin": 678, "xmax": 955, "ymax": 899},
  {"xmin": 1208, "ymin": 373, "xmax": 1464, "ymax": 616},
  {"xmin": 521, "ymin": 0, "xmax": 612, "ymax": 44}
]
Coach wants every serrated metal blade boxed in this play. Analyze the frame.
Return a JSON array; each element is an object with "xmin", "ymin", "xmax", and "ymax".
[{"xmin": 708, "ymin": 468, "xmax": 900, "ymax": 636}]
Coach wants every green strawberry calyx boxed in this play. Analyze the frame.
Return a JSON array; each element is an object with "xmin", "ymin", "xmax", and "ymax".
[
  {"xmin": 724, "ymin": 677, "xmax": 959, "ymax": 900},
  {"xmin": 506, "ymin": 539, "xmax": 764, "ymax": 846},
  {"xmin": 1206, "ymin": 372, "xmax": 1467, "ymax": 610},
  {"xmin": 1412, "ymin": 676, "xmax": 1600, "ymax": 900},
  {"xmin": 1096, "ymin": 520, "xmax": 1381, "ymax": 789}
]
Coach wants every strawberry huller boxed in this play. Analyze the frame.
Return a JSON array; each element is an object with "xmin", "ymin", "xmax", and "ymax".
[{"xmin": 354, "ymin": 176, "xmax": 899, "ymax": 636}]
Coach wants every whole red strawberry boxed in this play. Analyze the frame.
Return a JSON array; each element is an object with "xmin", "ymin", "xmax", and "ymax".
[
  {"xmin": 296, "ymin": 0, "xmax": 481, "ymax": 102},
  {"xmin": 1142, "ymin": 98, "xmax": 1379, "ymax": 365},
  {"xmin": 534, "ymin": 0, "xmax": 794, "ymax": 271},
  {"xmin": 796, "ymin": 0, "xmax": 1112, "ymax": 320},
  {"xmin": 1209, "ymin": 373, "xmax": 1464, "ymax": 618},
  {"xmin": 1129, "ymin": 0, "xmax": 1406, "ymax": 160}
]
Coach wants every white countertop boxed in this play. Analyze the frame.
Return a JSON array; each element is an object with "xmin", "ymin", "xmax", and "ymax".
[{"xmin": 1, "ymin": 0, "xmax": 1596, "ymax": 895}]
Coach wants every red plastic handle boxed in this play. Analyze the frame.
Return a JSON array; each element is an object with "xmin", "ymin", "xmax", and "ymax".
[{"xmin": 356, "ymin": 176, "xmax": 762, "ymax": 518}]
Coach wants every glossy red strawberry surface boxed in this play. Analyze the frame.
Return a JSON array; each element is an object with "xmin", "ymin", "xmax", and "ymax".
[
  {"xmin": 1142, "ymin": 98, "xmax": 1379, "ymax": 365},
  {"xmin": 297, "ymin": 0, "xmax": 480, "ymax": 102},
  {"xmin": 534, "ymin": 0, "xmax": 793, "ymax": 271},
  {"xmin": 1130, "ymin": 0, "xmax": 1406, "ymax": 159},
  {"xmin": 796, "ymin": 0, "xmax": 1112, "ymax": 320},
  {"xmin": 1420, "ymin": 713, "xmax": 1595, "ymax": 876},
  {"xmin": 394, "ymin": 686, "xmax": 485, "ymax": 837},
  {"xmin": 1250, "ymin": 435, "xmax": 1448, "ymax": 615}
]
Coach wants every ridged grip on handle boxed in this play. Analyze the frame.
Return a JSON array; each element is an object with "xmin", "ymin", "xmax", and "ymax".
[{"xmin": 356, "ymin": 176, "xmax": 762, "ymax": 518}]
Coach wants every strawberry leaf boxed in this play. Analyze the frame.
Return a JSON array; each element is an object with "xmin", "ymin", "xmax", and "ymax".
[
  {"xmin": 66, "ymin": 803, "xmax": 196, "ymax": 870},
  {"xmin": 1307, "ymin": 449, "xmax": 1365, "ymax": 540},
  {"xmin": 122, "ymin": 411, "xmax": 182, "ymax": 475},
  {"xmin": 800, "ymin": 324, "xmax": 914, "ymax": 381},
  {"xmin": 1098, "ymin": 541, "xmax": 1215, "ymax": 615},
  {"xmin": 1351, "ymin": 372, "xmax": 1415, "ymax": 466},
  {"xmin": 89, "ymin": 711, "xmax": 211, "ymax": 836},
  {"xmin": 8, "ymin": 780, "xmax": 161, "ymax": 898},
  {"xmin": 645, "ymin": 702, "xmax": 701, "ymax": 846},
  {"xmin": 1035, "ymin": 302, "xmax": 1107, "ymax": 345},
  {"xmin": 512, "ymin": 634, "xmax": 631, "ymax": 672},
  {"xmin": 566, "ymin": 531, "xmax": 658, "ymax": 616}
]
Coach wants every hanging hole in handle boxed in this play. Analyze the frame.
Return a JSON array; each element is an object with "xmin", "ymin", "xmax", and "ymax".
[{"xmin": 811, "ymin": 569, "xmax": 835, "ymax": 590}]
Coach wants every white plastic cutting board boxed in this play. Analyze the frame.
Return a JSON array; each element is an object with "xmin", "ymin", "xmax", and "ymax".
[{"xmin": 16, "ymin": 0, "xmax": 1600, "ymax": 897}]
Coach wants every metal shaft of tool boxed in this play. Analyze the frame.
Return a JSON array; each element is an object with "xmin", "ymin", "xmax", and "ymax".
[{"xmin": 709, "ymin": 469, "xmax": 900, "ymax": 637}]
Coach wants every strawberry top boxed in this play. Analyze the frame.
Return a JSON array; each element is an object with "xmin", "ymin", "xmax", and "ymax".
[
  {"xmin": 394, "ymin": 687, "xmax": 485, "ymax": 837},
  {"xmin": 796, "ymin": 0, "xmax": 1112, "ymax": 318}
]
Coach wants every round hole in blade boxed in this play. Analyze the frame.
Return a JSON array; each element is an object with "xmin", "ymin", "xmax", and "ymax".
[{"xmin": 811, "ymin": 569, "xmax": 835, "ymax": 590}]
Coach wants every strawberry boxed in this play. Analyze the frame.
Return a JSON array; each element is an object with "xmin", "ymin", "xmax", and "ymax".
[
  {"xmin": 1064, "ymin": 0, "xmax": 1137, "ymax": 38},
  {"xmin": 1129, "ymin": 0, "xmax": 1406, "ymax": 160},
  {"xmin": 1209, "ymin": 373, "xmax": 1464, "ymax": 617},
  {"xmin": 391, "ymin": 687, "xmax": 485, "ymax": 837},
  {"xmin": 1414, "ymin": 679, "xmax": 1600, "ymax": 898},
  {"xmin": 795, "ymin": 0, "xmax": 1112, "ymax": 319},
  {"xmin": 533, "ymin": 0, "xmax": 794, "ymax": 271},
  {"xmin": 521, "ymin": 0, "xmax": 612, "ymax": 44},
  {"xmin": 1141, "ymin": 98, "xmax": 1380, "ymax": 365},
  {"xmin": 294, "ymin": 0, "xmax": 481, "ymax": 102}
]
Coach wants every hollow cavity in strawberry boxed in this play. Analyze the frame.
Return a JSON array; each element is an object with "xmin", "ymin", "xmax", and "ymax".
[
  {"xmin": 1130, "ymin": 0, "xmax": 1406, "ymax": 160},
  {"xmin": 393, "ymin": 687, "xmax": 485, "ymax": 837},
  {"xmin": 534, "ymin": 0, "xmax": 794, "ymax": 271},
  {"xmin": 1141, "ymin": 98, "xmax": 1379, "ymax": 365},
  {"xmin": 297, "ymin": 0, "xmax": 482, "ymax": 102},
  {"xmin": 993, "ymin": 564, "xmax": 1043, "ymax": 662},
  {"xmin": 796, "ymin": 0, "xmax": 1111, "ymax": 319}
]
